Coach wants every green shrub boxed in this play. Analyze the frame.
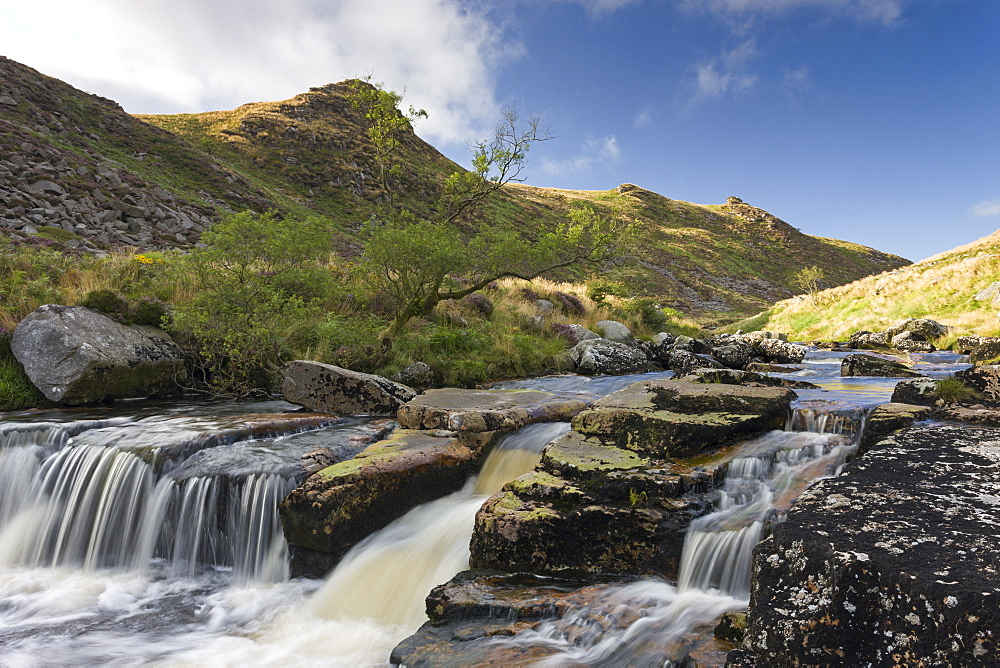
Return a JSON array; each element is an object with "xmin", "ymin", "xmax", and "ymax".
[
  {"xmin": 80, "ymin": 289, "xmax": 132, "ymax": 321},
  {"xmin": 934, "ymin": 376, "xmax": 982, "ymax": 405},
  {"xmin": 586, "ymin": 279, "xmax": 628, "ymax": 304},
  {"xmin": 622, "ymin": 297, "xmax": 667, "ymax": 331},
  {"xmin": 0, "ymin": 328, "xmax": 46, "ymax": 410}
]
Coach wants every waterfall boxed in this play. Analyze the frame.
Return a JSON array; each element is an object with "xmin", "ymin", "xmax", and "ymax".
[
  {"xmin": 308, "ymin": 422, "xmax": 571, "ymax": 645},
  {"xmin": 0, "ymin": 420, "xmax": 301, "ymax": 583}
]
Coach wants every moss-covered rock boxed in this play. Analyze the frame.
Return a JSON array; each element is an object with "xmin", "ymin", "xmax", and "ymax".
[
  {"xmin": 571, "ymin": 379, "xmax": 795, "ymax": 458},
  {"xmin": 280, "ymin": 427, "xmax": 500, "ymax": 576}
]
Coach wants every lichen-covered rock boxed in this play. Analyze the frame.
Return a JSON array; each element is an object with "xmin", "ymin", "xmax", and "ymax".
[
  {"xmin": 397, "ymin": 388, "xmax": 592, "ymax": 432},
  {"xmin": 280, "ymin": 428, "xmax": 499, "ymax": 576},
  {"xmin": 566, "ymin": 339, "xmax": 650, "ymax": 375},
  {"xmin": 885, "ymin": 317, "xmax": 949, "ymax": 341},
  {"xmin": 281, "ymin": 360, "xmax": 415, "ymax": 416},
  {"xmin": 970, "ymin": 341, "xmax": 1000, "ymax": 365},
  {"xmin": 389, "ymin": 361, "xmax": 434, "ymax": 390},
  {"xmin": 562, "ymin": 323, "xmax": 600, "ymax": 345},
  {"xmin": 754, "ymin": 337, "xmax": 807, "ymax": 364},
  {"xmin": 955, "ymin": 365, "xmax": 1000, "ymax": 403},
  {"xmin": 890, "ymin": 377, "xmax": 939, "ymax": 405},
  {"xmin": 745, "ymin": 423, "xmax": 1000, "ymax": 666},
  {"xmin": 570, "ymin": 379, "xmax": 796, "ymax": 458},
  {"xmin": 841, "ymin": 353, "xmax": 922, "ymax": 378},
  {"xmin": 710, "ymin": 342, "xmax": 753, "ymax": 369},
  {"xmin": 848, "ymin": 330, "xmax": 890, "ymax": 349},
  {"xmin": 11, "ymin": 304, "xmax": 185, "ymax": 405},
  {"xmin": 714, "ymin": 611, "xmax": 747, "ymax": 643},
  {"xmin": 956, "ymin": 335, "xmax": 1000, "ymax": 355},
  {"xmin": 890, "ymin": 330, "xmax": 936, "ymax": 352}
]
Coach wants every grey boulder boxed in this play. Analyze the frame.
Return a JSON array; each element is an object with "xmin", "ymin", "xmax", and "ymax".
[
  {"xmin": 566, "ymin": 339, "xmax": 649, "ymax": 375},
  {"xmin": 283, "ymin": 360, "xmax": 415, "ymax": 416},
  {"xmin": 11, "ymin": 304, "xmax": 185, "ymax": 405}
]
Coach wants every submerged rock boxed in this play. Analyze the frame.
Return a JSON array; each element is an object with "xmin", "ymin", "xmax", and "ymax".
[
  {"xmin": 840, "ymin": 353, "xmax": 922, "ymax": 378},
  {"xmin": 282, "ymin": 360, "xmax": 415, "ymax": 416},
  {"xmin": 746, "ymin": 423, "xmax": 1000, "ymax": 665},
  {"xmin": 11, "ymin": 304, "xmax": 185, "ymax": 405}
]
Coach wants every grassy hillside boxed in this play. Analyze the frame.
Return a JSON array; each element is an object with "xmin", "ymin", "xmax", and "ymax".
[
  {"xmin": 731, "ymin": 228, "xmax": 1000, "ymax": 340},
  {"xmin": 2, "ymin": 55, "xmax": 908, "ymax": 325}
]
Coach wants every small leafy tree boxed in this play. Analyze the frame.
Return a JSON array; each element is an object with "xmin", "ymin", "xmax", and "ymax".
[
  {"xmin": 793, "ymin": 265, "xmax": 825, "ymax": 303},
  {"xmin": 348, "ymin": 76, "xmax": 427, "ymax": 209},
  {"xmin": 170, "ymin": 211, "xmax": 333, "ymax": 397}
]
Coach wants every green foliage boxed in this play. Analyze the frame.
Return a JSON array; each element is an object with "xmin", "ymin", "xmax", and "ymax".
[
  {"xmin": 793, "ymin": 265, "xmax": 825, "ymax": 301},
  {"xmin": 0, "ymin": 243, "xmax": 75, "ymax": 325},
  {"xmin": 0, "ymin": 329, "xmax": 46, "ymax": 410},
  {"xmin": 934, "ymin": 376, "xmax": 982, "ymax": 405},
  {"xmin": 622, "ymin": 297, "xmax": 667, "ymax": 331},
  {"xmin": 347, "ymin": 76, "xmax": 427, "ymax": 208},
  {"xmin": 169, "ymin": 211, "xmax": 334, "ymax": 397},
  {"xmin": 586, "ymin": 278, "xmax": 628, "ymax": 304},
  {"xmin": 80, "ymin": 289, "xmax": 131, "ymax": 321},
  {"xmin": 628, "ymin": 488, "xmax": 648, "ymax": 507}
]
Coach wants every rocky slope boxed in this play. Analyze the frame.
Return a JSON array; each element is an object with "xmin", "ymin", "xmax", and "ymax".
[{"xmin": 1, "ymin": 55, "xmax": 908, "ymax": 318}]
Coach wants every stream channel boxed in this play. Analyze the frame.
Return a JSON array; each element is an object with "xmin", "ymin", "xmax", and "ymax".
[{"xmin": 0, "ymin": 348, "xmax": 968, "ymax": 665}]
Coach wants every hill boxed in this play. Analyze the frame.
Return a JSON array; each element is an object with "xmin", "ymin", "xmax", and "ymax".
[
  {"xmin": 0, "ymin": 55, "xmax": 908, "ymax": 321},
  {"xmin": 734, "ymin": 228, "xmax": 1000, "ymax": 340}
]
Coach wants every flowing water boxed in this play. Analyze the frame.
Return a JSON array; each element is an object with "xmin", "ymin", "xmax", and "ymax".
[{"xmin": 0, "ymin": 348, "xmax": 970, "ymax": 665}]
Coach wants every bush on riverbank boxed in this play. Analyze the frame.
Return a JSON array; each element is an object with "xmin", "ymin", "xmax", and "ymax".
[{"xmin": 0, "ymin": 216, "xmax": 702, "ymax": 404}]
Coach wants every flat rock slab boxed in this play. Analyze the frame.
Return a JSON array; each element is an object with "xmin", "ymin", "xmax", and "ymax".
[
  {"xmin": 571, "ymin": 379, "xmax": 795, "ymax": 458},
  {"xmin": 746, "ymin": 423, "xmax": 1000, "ymax": 665},
  {"xmin": 397, "ymin": 388, "xmax": 594, "ymax": 432},
  {"xmin": 279, "ymin": 427, "xmax": 498, "ymax": 576},
  {"xmin": 856, "ymin": 402, "xmax": 933, "ymax": 454}
]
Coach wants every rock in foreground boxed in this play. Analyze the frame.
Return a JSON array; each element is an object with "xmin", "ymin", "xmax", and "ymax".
[
  {"xmin": 11, "ymin": 304, "xmax": 185, "ymax": 404},
  {"xmin": 746, "ymin": 423, "xmax": 1000, "ymax": 665}
]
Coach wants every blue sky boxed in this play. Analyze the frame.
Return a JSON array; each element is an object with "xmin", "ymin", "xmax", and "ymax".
[{"xmin": 1, "ymin": 0, "xmax": 996, "ymax": 261}]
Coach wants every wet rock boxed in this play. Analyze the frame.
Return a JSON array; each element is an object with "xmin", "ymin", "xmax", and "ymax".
[
  {"xmin": 714, "ymin": 611, "xmax": 747, "ymax": 643},
  {"xmin": 397, "ymin": 388, "xmax": 592, "ymax": 433},
  {"xmin": 281, "ymin": 360, "xmax": 415, "ymax": 416},
  {"xmin": 746, "ymin": 423, "xmax": 1000, "ymax": 666},
  {"xmin": 11, "ymin": 304, "xmax": 185, "ymax": 405},
  {"xmin": 754, "ymin": 338, "xmax": 807, "ymax": 364},
  {"xmin": 679, "ymin": 367, "xmax": 820, "ymax": 390},
  {"xmin": 566, "ymin": 339, "xmax": 650, "ymax": 376},
  {"xmin": 745, "ymin": 362, "xmax": 803, "ymax": 373},
  {"xmin": 856, "ymin": 402, "xmax": 933, "ymax": 455},
  {"xmin": 571, "ymin": 379, "xmax": 796, "ymax": 459},
  {"xmin": 890, "ymin": 377, "xmax": 939, "ymax": 406},
  {"xmin": 595, "ymin": 319, "xmax": 633, "ymax": 343},
  {"xmin": 280, "ymin": 428, "xmax": 500, "ymax": 576},
  {"xmin": 840, "ymin": 353, "xmax": 922, "ymax": 378}
]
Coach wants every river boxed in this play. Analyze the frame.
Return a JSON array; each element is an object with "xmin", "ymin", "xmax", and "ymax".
[{"xmin": 0, "ymin": 348, "xmax": 968, "ymax": 665}]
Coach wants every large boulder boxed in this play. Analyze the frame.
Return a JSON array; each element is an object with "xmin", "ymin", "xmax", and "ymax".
[
  {"xmin": 848, "ymin": 330, "xmax": 890, "ymax": 349},
  {"xmin": 754, "ymin": 337, "xmax": 807, "ymax": 364},
  {"xmin": 884, "ymin": 317, "xmax": 949, "ymax": 341},
  {"xmin": 956, "ymin": 335, "xmax": 1000, "ymax": 355},
  {"xmin": 595, "ymin": 320, "xmax": 633, "ymax": 343},
  {"xmin": 954, "ymin": 365, "xmax": 1000, "ymax": 403},
  {"xmin": 970, "ymin": 341, "xmax": 1000, "ymax": 365},
  {"xmin": 565, "ymin": 339, "xmax": 649, "ymax": 375},
  {"xmin": 11, "ymin": 304, "xmax": 185, "ymax": 405},
  {"xmin": 890, "ymin": 377, "xmax": 939, "ymax": 405},
  {"xmin": 710, "ymin": 341, "xmax": 753, "ymax": 369},
  {"xmin": 745, "ymin": 423, "xmax": 1000, "ymax": 665},
  {"xmin": 841, "ymin": 353, "xmax": 923, "ymax": 378},
  {"xmin": 282, "ymin": 360, "xmax": 415, "ymax": 416},
  {"xmin": 571, "ymin": 379, "xmax": 796, "ymax": 458}
]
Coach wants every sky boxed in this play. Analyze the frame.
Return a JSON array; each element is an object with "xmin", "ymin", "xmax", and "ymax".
[{"xmin": 1, "ymin": 0, "xmax": 997, "ymax": 262}]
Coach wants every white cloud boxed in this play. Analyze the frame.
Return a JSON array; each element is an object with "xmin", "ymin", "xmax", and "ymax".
[
  {"xmin": 633, "ymin": 108, "xmax": 653, "ymax": 129},
  {"xmin": 540, "ymin": 135, "xmax": 622, "ymax": 175},
  {"xmin": 971, "ymin": 198, "xmax": 1000, "ymax": 218},
  {"xmin": 690, "ymin": 40, "xmax": 759, "ymax": 103},
  {"xmin": 546, "ymin": 0, "xmax": 643, "ymax": 17},
  {"xmin": 0, "ymin": 0, "xmax": 517, "ymax": 147},
  {"xmin": 680, "ymin": 0, "xmax": 908, "ymax": 26}
]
